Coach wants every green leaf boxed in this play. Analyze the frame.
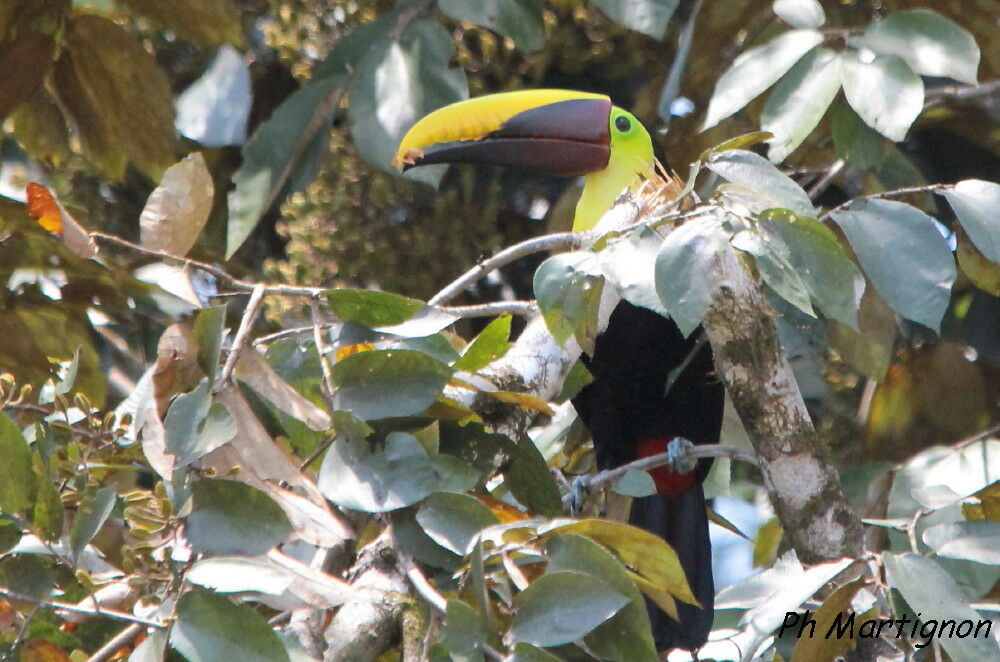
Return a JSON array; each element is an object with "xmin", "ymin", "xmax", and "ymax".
[
  {"xmin": 69, "ymin": 486, "xmax": 115, "ymax": 563},
  {"xmin": 506, "ymin": 643, "xmax": 563, "ymax": 662},
  {"xmin": 732, "ymin": 229, "xmax": 814, "ymax": 316},
  {"xmin": 0, "ymin": 554, "xmax": 55, "ymax": 598},
  {"xmin": 706, "ymin": 149, "xmax": 815, "ymax": 216},
  {"xmin": 757, "ymin": 210, "xmax": 865, "ymax": 328},
  {"xmin": 830, "ymin": 199, "xmax": 955, "ymax": 331},
  {"xmin": 850, "ymin": 9, "xmax": 979, "ymax": 84},
  {"xmin": 326, "ymin": 288, "xmax": 425, "ymax": 327},
  {"xmin": 830, "ymin": 98, "xmax": 884, "ymax": 169},
  {"xmin": 170, "ymin": 589, "xmax": 290, "ymax": 662},
  {"xmin": 828, "ymin": 287, "xmax": 895, "ymax": 380},
  {"xmin": 331, "ymin": 349, "xmax": 452, "ymax": 420},
  {"xmin": 164, "ymin": 380, "xmax": 237, "ymax": 466},
  {"xmin": 883, "ymin": 553, "xmax": 1000, "ymax": 661},
  {"xmin": 453, "ymin": 315, "xmax": 513, "ymax": 372},
  {"xmin": 503, "ymin": 434, "xmax": 563, "ymax": 517},
  {"xmin": 762, "ymin": 47, "xmax": 841, "ymax": 162},
  {"xmin": 592, "ymin": 0, "xmax": 679, "ymax": 39},
  {"xmin": 438, "ymin": 0, "xmax": 545, "ymax": 51},
  {"xmin": 348, "ymin": 18, "xmax": 467, "ymax": 186},
  {"xmin": 31, "ymin": 464, "xmax": 63, "ymax": 543},
  {"xmin": 697, "ymin": 131, "xmax": 775, "ymax": 161},
  {"xmin": 654, "ymin": 216, "xmax": 731, "ymax": 336},
  {"xmin": 227, "ymin": 75, "xmax": 343, "ymax": 258},
  {"xmin": 772, "ymin": 0, "xmax": 825, "ymax": 29},
  {"xmin": 393, "ymin": 507, "xmax": 461, "ymax": 569},
  {"xmin": 613, "ymin": 468, "xmax": 658, "ymax": 498},
  {"xmin": 533, "ymin": 252, "xmax": 605, "ymax": 348},
  {"xmin": 545, "ymin": 534, "xmax": 658, "ymax": 662},
  {"xmin": 192, "ymin": 304, "xmax": 226, "ymax": 379},
  {"xmin": 185, "ymin": 480, "xmax": 293, "ymax": 555},
  {"xmin": 0, "ymin": 412, "xmax": 33, "ymax": 512},
  {"xmin": 598, "ymin": 226, "xmax": 669, "ymax": 317},
  {"xmin": 840, "ymin": 52, "xmax": 923, "ymax": 142},
  {"xmin": 319, "ymin": 432, "xmax": 440, "ymax": 512},
  {"xmin": 703, "ymin": 29, "xmax": 823, "ymax": 130},
  {"xmin": 416, "ymin": 492, "xmax": 498, "ymax": 555},
  {"xmin": 0, "ymin": 520, "xmax": 22, "ymax": 555},
  {"xmin": 120, "ymin": 0, "xmax": 244, "ymax": 48},
  {"xmin": 923, "ymin": 521, "xmax": 1000, "ymax": 565},
  {"xmin": 442, "ymin": 598, "xmax": 487, "ymax": 658},
  {"xmin": 944, "ymin": 180, "xmax": 1000, "ymax": 265},
  {"xmin": 511, "ymin": 571, "xmax": 630, "ymax": 647}
]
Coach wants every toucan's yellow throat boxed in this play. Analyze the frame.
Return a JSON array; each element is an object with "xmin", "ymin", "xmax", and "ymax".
[{"xmin": 394, "ymin": 89, "xmax": 655, "ymax": 232}]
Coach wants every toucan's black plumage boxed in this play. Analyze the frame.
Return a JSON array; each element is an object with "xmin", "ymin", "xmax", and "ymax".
[{"xmin": 572, "ymin": 302, "xmax": 723, "ymax": 651}]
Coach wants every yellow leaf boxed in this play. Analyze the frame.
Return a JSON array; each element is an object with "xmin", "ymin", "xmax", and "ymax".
[{"xmin": 489, "ymin": 390, "xmax": 554, "ymax": 416}]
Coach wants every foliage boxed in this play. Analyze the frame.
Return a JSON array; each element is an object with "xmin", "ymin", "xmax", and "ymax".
[{"xmin": 0, "ymin": 1, "xmax": 999, "ymax": 661}]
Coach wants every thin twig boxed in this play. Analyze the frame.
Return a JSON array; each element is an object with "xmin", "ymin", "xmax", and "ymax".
[
  {"xmin": 807, "ymin": 159, "xmax": 846, "ymax": 201},
  {"xmin": 214, "ymin": 283, "xmax": 265, "ymax": 391},
  {"xmin": 429, "ymin": 233, "xmax": 581, "ymax": 305},
  {"xmin": 90, "ymin": 232, "xmax": 323, "ymax": 298},
  {"xmin": 310, "ymin": 296, "xmax": 338, "ymax": 410},
  {"xmin": 440, "ymin": 301, "xmax": 537, "ymax": 318},
  {"xmin": 818, "ymin": 184, "xmax": 952, "ymax": 222},
  {"xmin": 0, "ymin": 588, "xmax": 165, "ymax": 629},
  {"xmin": 86, "ymin": 623, "xmax": 143, "ymax": 662},
  {"xmin": 924, "ymin": 79, "xmax": 1000, "ymax": 108},
  {"xmin": 576, "ymin": 442, "xmax": 759, "ymax": 495},
  {"xmin": 388, "ymin": 526, "xmax": 448, "ymax": 613}
]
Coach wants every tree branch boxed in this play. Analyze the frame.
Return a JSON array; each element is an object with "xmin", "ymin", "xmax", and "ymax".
[{"xmin": 0, "ymin": 588, "xmax": 164, "ymax": 629}]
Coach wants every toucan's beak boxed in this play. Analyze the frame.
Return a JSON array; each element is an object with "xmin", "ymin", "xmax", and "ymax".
[{"xmin": 393, "ymin": 90, "xmax": 613, "ymax": 177}]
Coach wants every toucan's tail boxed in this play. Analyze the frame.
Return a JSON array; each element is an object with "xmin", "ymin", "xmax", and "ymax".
[{"xmin": 630, "ymin": 484, "xmax": 714, "ymax": 652}]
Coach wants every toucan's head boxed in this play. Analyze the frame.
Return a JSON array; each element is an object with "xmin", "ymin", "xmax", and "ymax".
[{"xmin": 393, "ymin": 89, "xmax": 654, "ymax": 231}]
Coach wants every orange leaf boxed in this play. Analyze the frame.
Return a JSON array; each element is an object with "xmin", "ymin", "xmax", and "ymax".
[
  {"xmin": 24, "ymin": 182, "xmax": 98, "ymax": 258},
  {"xmin": 335, "ymin": 343, "xmax": 375, "ymax": 361},
  {"xmin": 25, "ymin": 182, "xmax": 62, "ymax": 232}
]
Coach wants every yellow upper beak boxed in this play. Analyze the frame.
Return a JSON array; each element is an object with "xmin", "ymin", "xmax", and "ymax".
[{"xmin": 392, "ymin": 89, "xmax": 613, "ymax": 175}]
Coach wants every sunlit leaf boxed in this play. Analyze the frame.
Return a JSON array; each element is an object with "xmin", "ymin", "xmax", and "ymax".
[
  {"xmin": 788, "ymin": 579, "xmax": 866, "ymax": 662},
  {"xmin": 772, "ymin": 0, "xmax": 825, "ymax": 29},
  {"xmin": 840, "ymin": 52, "xmax": 923, "ymax": 142},
  {"xmin": 703, "ymin": 29, "xmax": 823, "ymax": 130},
  {"xmin": 706, "ymin": 149, "xmax": 815, "ymax": 216},
  {"xmin": 830, "ymin": 98, "xmax": 884, "ymax": 169},
  {"xmin": 850, "ymin": 9, "xmax": 979, "ymax": 84},
  {"xmin": 762, "ymin": 48, "xmax": 841, "ymax": 162},
  {"xmin": 654, "ymin": 215, "xmax": 731, "ymax": 336}
]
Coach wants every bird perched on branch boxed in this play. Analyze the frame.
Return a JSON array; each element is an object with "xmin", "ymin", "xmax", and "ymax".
[{"xmin": 394, "ymin": 89, "xmax": 724, "ymax": 653}]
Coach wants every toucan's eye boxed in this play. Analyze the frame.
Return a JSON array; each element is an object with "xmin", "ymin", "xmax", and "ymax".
[{"xmin": 615, "ymin": 115, "xmax": 631, "ymax": 133}]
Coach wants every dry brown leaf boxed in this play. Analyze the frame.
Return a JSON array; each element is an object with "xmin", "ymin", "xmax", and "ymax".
[
  {"xmin": 235, "ymin": 349, "xmax": 331, "ymax": 432},
  {"xmin": 140, "ymin": 152, "xmax": 214, "ymax": 256}
]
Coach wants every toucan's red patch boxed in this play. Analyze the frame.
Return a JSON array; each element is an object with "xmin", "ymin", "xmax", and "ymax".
[{"xmin": 635, "ymin": 436, "xmax": 696, "ymax": 499}]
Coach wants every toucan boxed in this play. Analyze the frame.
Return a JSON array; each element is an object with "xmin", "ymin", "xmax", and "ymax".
[{"xmin": 394, "ymin": 89, "xmax": 724, "ymax": 652}]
